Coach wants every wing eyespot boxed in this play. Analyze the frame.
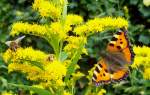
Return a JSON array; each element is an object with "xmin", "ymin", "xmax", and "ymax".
[
  {"xmin": 109, "ymin": 43, "xmax": 114, "ymax": 47},
  {"xmin": 103, "ymin": 73, "xmax": 106, "ymax": 76},
  {"xmin": 93, "ymin": 74, "xmax": 97, "ymax": 79},
  {"xmin": 120, "ymin": 42, "xmax": 123, "ymax": 44},
  {"xmin": 98, "ymin": 63, "xmax": 103, "ymax": 68},
  {"xmin": 95, "ymin": 67, "xmax": 100, "ymax": 73},
  {"xmin": 105, "ymin": 69, "xmax": 108, "ymax": 73},
  {"xmin": 116, "ymin": 32, "xmax": 122, "ymax": 35},
  {"xmin": 117, "ymin": 46, "xmax": 121, "ymax": 49},
  {"xmin": 112, "ymin": 37, "xmax": 118, "ymax": 41}
]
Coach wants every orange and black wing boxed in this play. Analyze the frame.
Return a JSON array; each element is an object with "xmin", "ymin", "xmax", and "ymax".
[
  {"xmin": 92, "ymin": 59, "xmax": 111, "ymax": 86},
  {"xmin": 106, "ymin": 28, "xmax": 134, "ymax": 82},
  {"xmin": 92, "ymin": 28, "xmax": 135, "ymax": 85},
  {"xmin": 107, "ymin": 28, "xmax": 134, "ymax": 64}
]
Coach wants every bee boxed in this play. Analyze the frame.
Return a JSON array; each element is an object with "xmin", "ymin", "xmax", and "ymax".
[
  {"xmin": 46, "ymin": 54, "xmax": 55, "ymax": 62},
  {"xmin": 5, "ymin": 36, "xmax": 25, "ymax": 51}
]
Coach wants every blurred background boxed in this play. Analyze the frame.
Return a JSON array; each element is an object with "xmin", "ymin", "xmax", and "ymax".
[{"xmin": 0, "ymin": 0, "xmax": 150, "ymax": 95}]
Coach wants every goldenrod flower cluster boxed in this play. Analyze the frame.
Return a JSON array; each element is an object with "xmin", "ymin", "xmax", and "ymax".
[
  {"xmin": 10, "ymin": 22, "xmax": 47, "ymax": 37},
  {"xmin": 66, "ymin": 14, "xmax": 83, "ymax": 25},
  {"xmin": 2, "ymin": 49, "xmax": 13, "ymax": 63},
  {"xmin": 3, "ymin": 47, "xmax": 47, "ymax": 64},
  {"xmin": 28, "ymin": 60, "xmax": 66, "ymax": 87},
  {"xmin": 10, "ymin": 14, "xmax": 83, "ymax": 41},
  {"xmin": 3, "ymin": 47, "xmax": 66, "ymax": 87},
  {"xmin": 97, "ymin": 89, "xmax": 106, "ymax": 95},
  {"xmin": 64, "ymin": 36, "xmax": 87, "ymax": 57},
  {"xmin": 49, "ymin": 22, "xmax": 71, "ymax": 40},
  {"xmin": 8, "ymin": 62, "xmax": 43, "ymax": 76},
  {"xmin": 32, "ymin": 0, "xmax": 62, "ymax": 19},
  {"xmin": 132, "ymin": 46, "xmax": 150, "ymax": 79},
  {"xmin": 74, "ymin": 17, "xmax": 128, "ymax": 35}
]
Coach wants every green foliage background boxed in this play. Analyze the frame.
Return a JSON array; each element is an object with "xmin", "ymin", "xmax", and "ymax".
[{"xmin": 0, "ymin": 0, "xmax": 150, "ymax": 95}]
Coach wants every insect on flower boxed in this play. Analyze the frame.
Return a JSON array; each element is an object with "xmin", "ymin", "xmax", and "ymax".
[
  {"xmin": 5, "ymin": 36, "xmax": 25, "ymax": 51},
  {"xmin": 46, "ymin": 54, "xmax": 55, "ymax": 62},
  {"xmin": 92, "ymin": 28, "xmax": 135, "ymax": 86}
]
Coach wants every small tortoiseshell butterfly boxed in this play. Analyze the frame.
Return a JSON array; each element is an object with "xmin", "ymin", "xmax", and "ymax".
[{"xmin": 92, "ymin": 28, "xmax": 135, "ymax": 86}]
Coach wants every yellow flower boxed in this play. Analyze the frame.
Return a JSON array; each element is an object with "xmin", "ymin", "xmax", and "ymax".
[
  {"xmin": 73, "ymin": 25, "xmax": 88, "ymax": 35},
  {"xmin": 63, "ymin": 91, "xmax": 72, "ymax": 95},
  {"xmin": 97, "ymin": 89, "xmax": 106, "ymax": 95},
  {"xmin": 74, "ymin": 17, "xmax": 128, "ymax": 35},
  {"xmin": 4, "ymin": 48, "xmax": 67, "ymax": 87},
  {"xmin": 66, "ymin": 14, "xmax": 83, "ymax": 25},
  {"xmin": 44, "ymin": 60, "xmax": 66, "ymax": 81},
  {"xmin": 64, "ymin": 36, "xmax": 87, "ymax": 56},
  {"xmin": 72, "ymin": 72, "xmax": 84, "ymax": 81},
  {"xmin": 10, "ymin": 47, "xmax": 47, "ymax": 65},
  {"xmin": 1, "ymin": 91, "xmax": 13, "ymax": 95},
  {"xmin": 28, "ymin": 60, "xmax": 66, "ymax": 87},
  {"xmin": 37, "ymin": 61, "xmax": 66, "ymax": 87},
  {"xmin": 10, "ymin": 22, "xmax": 48, "ymax": 37},
  {"xmin": 8, "ymin": 62, "xmax": 43, "ymax": 74},
  {"xmin": 143, "ymin": 68, "xmax": 150, "ymax": 79},
  {"xmin": 49, "ymin": 22, "xmax": 71, "ymax": 40},
  {"xmin": 131, "ymin": 46, "xmax": 150, "ymax": 68},
  {"xmin": 65, "ymin": 36, "xmax": 87, "ymax": 45},
  {"xmin": 2, "ymin": 49, "xmax": 13, "ymax": 63},
  {"xmin": 10, "ymin": 21, "xmax": 71, "ymax": 41},
  {"xmin": 56, "ymin": 79, "xmax": 65, "ymax": 86},
  {"xmin": 32, "ymin": 0, "xmax": 61, "ymax": 19},
  {"xmin": 132, "ymin": 46, "xmax": 150, "ymax": 80},
  {"xmin": 3, "ymin": 47, "xmax": 48, "ymax": 74}
]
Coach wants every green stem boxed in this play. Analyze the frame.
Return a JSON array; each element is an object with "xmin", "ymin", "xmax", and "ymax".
[
  {"xmin": 59, "ymin": 40, "xmax": 63, "ymax": 61},
  {"xmin": 59, "ymin": 0, "xmax": 68, "ymax": 61},
  {"xmin": 48, "ymin": 39, "xmax": 59, "ymax": 59},
  {"xmin": 61, "ymin": 0, "xmax": 68, "ymax": 26},
  {"xmin": 64, "ymin": 38, "xmax": 85, "ymax": 82}
]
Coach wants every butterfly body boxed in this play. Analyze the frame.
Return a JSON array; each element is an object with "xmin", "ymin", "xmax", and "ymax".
[{"xmin": 92, "ymin": 28, "xmax": 135, "ymax": 86}]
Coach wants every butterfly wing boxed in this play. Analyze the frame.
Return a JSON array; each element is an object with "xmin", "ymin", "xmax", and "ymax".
[
  {"xmin": 92, "ymin": 59, "xmax": 111, "ymax": 86},
  {"xmin": 92, "ymin": 28, "xmax": 135, "ymax": 85},
  {"xmin": 106, "ymin": 28, "xmax": 134, "ymax": 82},
  {"xmin": 111, "ymin": 68, "xmax": 129, "ymax": 82},
  {"xmin": 107, "ymin": 28, "xmax": 134, "ymax": 64}
]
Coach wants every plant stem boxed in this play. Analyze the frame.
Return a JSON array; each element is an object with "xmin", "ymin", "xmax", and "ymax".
[
  {"xmin": 59, "ymin": 0, "xmax": 68, "ymax": 61},
  {"xmin": 61, "ymin": 0, "xmax": 68, "ymax": 26}
]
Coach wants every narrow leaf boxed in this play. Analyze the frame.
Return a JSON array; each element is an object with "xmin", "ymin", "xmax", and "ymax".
[{"xmin": 8, "ymin": 83, "xmax": 52, "ymax": 95}]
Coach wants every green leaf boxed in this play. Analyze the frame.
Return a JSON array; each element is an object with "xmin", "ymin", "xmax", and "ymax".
[
  {"xmin": 125, "ymin": 86, "xmax": 143, "ymax": 93},
  {"xmin": 29, "ymin": 60, "xmax": 44, "ymax": 70},
  {"xmin": 0, "ymin": 77, "xmax": 8, "ymax": 88},
  {"xmin": 139, "ymin": 35, "xmax": 150, "ymax": 45},
  {"xmin": 59, "ymin": 51, "xmax": 68, "ymax": 62},
  {"xmin": 129, "ymin": 0, "xmax": 139, "ymax": 5},
  {"xmin": 64, "ymin": 40, "xmax": 84, "ymax": 82},
  {"xmin": 139, "ymin": 5, "xmax": 150, "ymax": 17},
  {"xmin": 0, "ymin": 41, "xmax": 8, "ymax": 52},
  {"xmin": 8, "ymin": 83, "xmax": 52, "ymax": 95}
]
